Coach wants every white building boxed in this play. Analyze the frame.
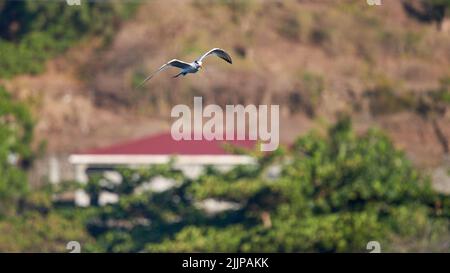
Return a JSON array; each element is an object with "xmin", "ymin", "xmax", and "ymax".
[{"xmin": 68, "ymin": 132, "xmax": 256, "ymax": 206}]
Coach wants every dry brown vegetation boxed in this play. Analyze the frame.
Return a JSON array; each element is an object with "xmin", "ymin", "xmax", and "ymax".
[{"xmin": 3, "ymin": 0, "xmax": 450, "ymax": 169}]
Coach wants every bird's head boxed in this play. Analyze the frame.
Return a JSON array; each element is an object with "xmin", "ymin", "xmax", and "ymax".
[{"xmin": 195, "ymin": 60, "xmax": 203, "ymax": 69}]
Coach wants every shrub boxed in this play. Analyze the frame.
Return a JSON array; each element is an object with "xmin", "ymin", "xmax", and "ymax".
[
  {"xmin": 0, "ymin": 86, "xmax": 34, "ymax": 216},
  {"xmin": 84, "ymin": 117, "xmax": 450, "ymax": 252},
  {"xmin": 0, "ymin": 1, "xmax": 138, "ymax": 78}
]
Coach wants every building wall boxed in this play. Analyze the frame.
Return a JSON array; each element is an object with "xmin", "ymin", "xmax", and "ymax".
[
  {"xmin": 30, "ymin": 154, "xmax": 255, "ymax": 206},
  {"xmin": 28, "ymin": 154, "xmax": 75, "ymax": 187}
]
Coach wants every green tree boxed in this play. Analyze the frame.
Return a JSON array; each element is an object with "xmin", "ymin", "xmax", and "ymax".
[
  {"xmin": 85, "ymin": 118, "xmax": 449, "ymax": 252},
  {"xmin": 0, "ymin": 0, "xmax": 138, "ymax": 78},
  {"xmin": 0, "ymin": 86, "xmax": 34, "ymax": 216},
  {"xmin": 0, "ymin": 88, "xmax": 96, "ymax": 250}
]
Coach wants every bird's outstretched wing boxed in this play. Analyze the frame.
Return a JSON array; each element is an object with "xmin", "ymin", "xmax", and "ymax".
[
  {"xmin": 197, "ymin": 48, "xmax": 233, "ymax": 64},
  {"xmin": 138, "ymin": 59, "xmax": 191, "ymax": 87}
]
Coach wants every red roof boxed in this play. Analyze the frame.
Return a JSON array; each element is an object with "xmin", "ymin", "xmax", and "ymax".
[{"xmin": 80, "ymin": 132, "xmax": 256, "ymax": 155}]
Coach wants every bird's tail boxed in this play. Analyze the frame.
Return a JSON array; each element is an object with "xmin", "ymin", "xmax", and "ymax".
[
  {"xmin": 136, "ymin": 74, "xmax": 154, "ymax": 89},
  {"xmin": 173, "ymin": 72, "xmax": 184, "ymax": 78}
]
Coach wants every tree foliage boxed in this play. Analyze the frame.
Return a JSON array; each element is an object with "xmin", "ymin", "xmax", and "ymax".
[
  {"xmin": 0, "ymin": 86, "xmax": 34, "ymax": 216},
  {"xmin": 0, "ymin": 0, "xmax": 138, "ymax": 78},
  {"xmin": 84, "ymin": 117, "xmax": 450, "ymax": 252}
]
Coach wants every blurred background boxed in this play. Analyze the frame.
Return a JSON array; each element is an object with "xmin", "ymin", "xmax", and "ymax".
[{"xmin": 0, "ymin": 0, "xmax": 449, "ymax": 252}]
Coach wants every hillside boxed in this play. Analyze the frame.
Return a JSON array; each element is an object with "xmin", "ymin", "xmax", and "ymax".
[{"xmin": 2, "ymin": 0, "xmax": 450, "ymax": 169}]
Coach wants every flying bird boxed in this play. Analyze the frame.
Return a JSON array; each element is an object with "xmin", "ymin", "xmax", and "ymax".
[{"xmin": 138, "ymin": 48, "xmax": 232, "ymax": 87}]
